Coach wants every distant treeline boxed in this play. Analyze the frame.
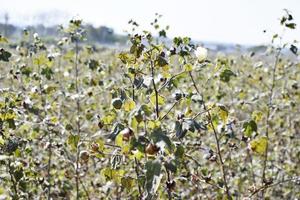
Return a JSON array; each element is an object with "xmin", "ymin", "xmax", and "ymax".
[{"xmin": 0, "ymin": 23, "xmax": 128, "ymax": 44}]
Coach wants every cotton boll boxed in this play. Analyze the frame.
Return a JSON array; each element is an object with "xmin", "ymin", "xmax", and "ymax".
[
  {"xmin": 33, "ymin": 33, "xmax": 39, "ymax": 39},
  {"xmin": 195, "ymin": 46, "xmax": 208, "ymax": 62}
]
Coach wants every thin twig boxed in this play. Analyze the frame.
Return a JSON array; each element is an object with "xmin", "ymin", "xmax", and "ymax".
[
  {"xmin": 158, "ymin": 71, "xmax": 186, "ymax": 92},
  {"xmin": 151, "ymin": 60, "xmax": 159, "ymax": 119},
  {"xmin": 192, "ymin": 108, "xmax": 212, "ymax": 120},
  {"xmin": 189, "ymin": 71, "xmax": 231, "ymax": 198},
  {"xmin": 79, "ymin": 178, "xmax": 91, "ymax": 200},
  {"xmin": 165, "ymin": 166, "xmax": 172, "ymax": 200},
  {"xmin": 160, "ymin": 101, "xmax": 179, "ymax": 121},
  {"xmin": 249, "ymin": 177, "xmax": 298, "ymax": 198},
  {"xmin": 8, "ymin": 159, "xmax": 18, "ymax": 198},
  {"xmin": 261, "ymin": 48, "xmax": 281, "ymax": 196},
  {"xmin": 47, "ymin": 130, "xmax": 52, "ymax": 200},
  {"xmin": 74, "ymin": 40, "xmax": 81, "ymax": 200},
  {"xmin": 134, "ymin": 158, "xmax": 143, "ymax": 199}
]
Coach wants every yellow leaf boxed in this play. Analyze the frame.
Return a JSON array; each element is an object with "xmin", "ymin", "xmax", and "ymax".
[
  {"xmin": 101, "ymin": 168, "xmax": 125, "ymax": 184},
  {"xmin": 184, "ymin": 106, "xmax": 193, "ymax": 117},
  {"xmin": 162, "ymin": 71, "xmax": 171, "ymax": 78},
  {"xmin": 102, "ymin": 113, "xmax": 116, "ymax": 124},
  {"xmin": 121, "ymin": 177, "xmax": 135, "ymax": 190},
  {"xmin": 50, "ymin": 116, "xmax": 58, "ymax": 124},
  {"xmin": 115, "ymin": 132, "xmax": 130, "ymax": 154},
  {"xmin": 63, "ymin": 50, "xmax": 75, "ymax": 60},
  {"xmin": 129, "ymin": 150, "xmax": 144, "ymax": 160},
  {"xmin": 162, "ymin": 65, "xmax": 170, "ymax": 72},
  {"xmin": 121, "ymin": 144, "xmax": 130, "ymax": 154},
  {"xmin": 115, "ymin": 133, "xmax": 123, "ymax": 147},
  {"xmin": 250, "ymin": 136, "xmax": 268, "ymax": 155},
  {"xmin": 33, "ymin": 54, "xmax": 53, "ymax": 67},
  {"xmin": 0, "ymin": 36, "xmax": 8, "ymax": 43},
  {"xmin": 0, "ymin": 136, "xmax": 4, "ymax": 145},
  {"xmin": 130, "ymin": 117, "xmax": 138, "ymax": 130},
  {"xmin": 184, "ymin": 63, "xmax": 193, "ymax": 72},
  {"xmin": 252, "ymin": 111, "xmax": 263, "ymax": 123},
  {"xmin": 218, "ymin": 105, "xmax": 228, "ymax": 123},
  {"xmin": 147, "ymin": 120, "xmax": 161, "ymax": 130},
  {"xmin": 95, "ymin": 139, "xmax": 105, "ymax": 152},
  {"xmin": 124, "ymin": 98, "xmax": 136, "ymax": 112},
  {"xmin": 150, "ymin": 92, "xmax": 165, "ymax": 106}
]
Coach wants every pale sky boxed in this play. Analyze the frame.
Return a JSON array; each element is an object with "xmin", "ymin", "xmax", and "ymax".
[{"xmin": 1, "ymin": 0, "xmax": 300, "ymax": 45}]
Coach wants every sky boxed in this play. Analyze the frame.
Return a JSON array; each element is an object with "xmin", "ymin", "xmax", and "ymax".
[{"xmin": 1, "ymin": 0, "xmax": 300, "ymax": 45}]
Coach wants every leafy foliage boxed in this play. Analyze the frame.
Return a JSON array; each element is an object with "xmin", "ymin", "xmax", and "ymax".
[{"xmin": 0, "ymin": 11, "xmax": 299, "ymax": 200}]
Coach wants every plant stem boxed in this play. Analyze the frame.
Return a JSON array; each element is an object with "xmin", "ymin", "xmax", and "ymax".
[
  {"xmin": 189, "ymin": 71, "xmax": 230, "ymax": 198},
  {"xmin": 8, "ymin": 159, "xmax": 18, "ymax": 198},
  {"xmin": 165, "ymin": 167, "xmax": 172, "ymax": 200},
  {"xmin": 151, "ymin": 61, "xmax": 159, "ymax": 119},
  {"xmin": 160, "ymin": 101, "xmax": 179, "ymax": 121},
  {"xmin": 250, "ymin": 177, "xmax": 298, "ymax": 198},
  {"xmin": 134, "ymin": 158, "xmax": 142, "ymax": 199},
  {"xmin": 132, "ymin": 74, "xmax": 135, "ymax": 101},
  {"xmin": 79, "ymin": 178, "xmax": 91, "ymax": 200},
  {"xmin": 74, "ymin": 40, "xmax": 81, "ymax": 200},
  {"xmin": 261, "ymin": 48, "xmax": 281, "ymax": 197},
  {"xmin": 38, "ymin": 61, "xmax": 52, "ymax": 200},
  {"xmin": 47, "ymin": 130, "xmax": 52, "ymax": 200}
]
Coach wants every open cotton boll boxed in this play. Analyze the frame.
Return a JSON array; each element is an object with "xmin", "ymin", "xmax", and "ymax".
[
  {"xmin": 195, "ymin": 46, "xmax": 208, "ymax": 62},
  {"xmin": 33, "ymin": 33, "xmax": 39, "ymax": 39}
]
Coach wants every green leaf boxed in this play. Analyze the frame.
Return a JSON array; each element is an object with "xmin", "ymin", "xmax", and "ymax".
[
  {"xmin": 156, "ymin": 56, "xmax": 168, "ymax": 67},
  {"xmin": 140, "ymin": 104, "xmax": 152, "ymax": 116},
  {"xmin": 285, "ymin": 23, "xmax": 296, "ymax": 29},
  {"xmin": 7, "ymin": 118, "xmax": 16, "ymax": 129},
  {"xmin": 67, "ymin": 134, "xmax": 80, "ymax": 149},
  {"xmin": 0, "ymin": 48, "xmax": 12, "ymax": 62},
  {"xmin": 175, "ymin": 120, "xmax": 186, "ymax": 139},
  {"xmin": 220, "ymin": 69, "xmax": 236, "ymax": 82},
  {"xmin": 87, "ymin": 59, "xmax": 99, "ymax": 70},
  {"xmin": 243, "ymin": 120, "xmax": 257, "ymax": 137},
  {"xmin": 159, "ymin": 29, "xmax": 166, "ymax": 38},
  {"xmin": 290, "ymin": 44, "xmax": 298, "ymax": 55},
  {"xmin": 145, "ymin": 160, "xmax": 162, "ymax": 197},
  {"xmin": 150, "ymin": 128, "xmax": 172, "ymax": 150},
  {"xmin": 175, "ymin": 145, "xmax": 185, "ymax": 159},
  {"xmin": 41, "ymin": 67, "xmax": 54, "ymax": 80},
  {"xmin": 164, "ymin": 160, "xmax": 177, "ymax": 173},
  {"xmin": 109, "ymin": 123, "xmax": 125, "ymax": 140}
]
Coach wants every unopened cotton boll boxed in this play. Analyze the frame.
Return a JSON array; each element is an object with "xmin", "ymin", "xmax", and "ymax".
[{"xmin": 195, "ymin": 46, "xmax": 208, "ymax": 62}]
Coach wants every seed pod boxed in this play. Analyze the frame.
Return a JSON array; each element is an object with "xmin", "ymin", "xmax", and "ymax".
[
  {"xmin": 80, "ymin": 150, "xmax": 89, "ymax": 162},
  {"xmin": 145, "ymin": 143, "xmax": 160, "ymax": 155},
  {"xmin": 91, "ymin": 143, "xmax": 99, "ymax": 152},
  {"xmin": 98, "ymin": 120, "xmax": 104, "ymax": 129},
  {"xmin": 112, "ymin": 98, "xmax": 123, "ymax": 109},
  {"xmin": 121, "ymin": 127, "xmax": 134, "ymax": 141}
]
